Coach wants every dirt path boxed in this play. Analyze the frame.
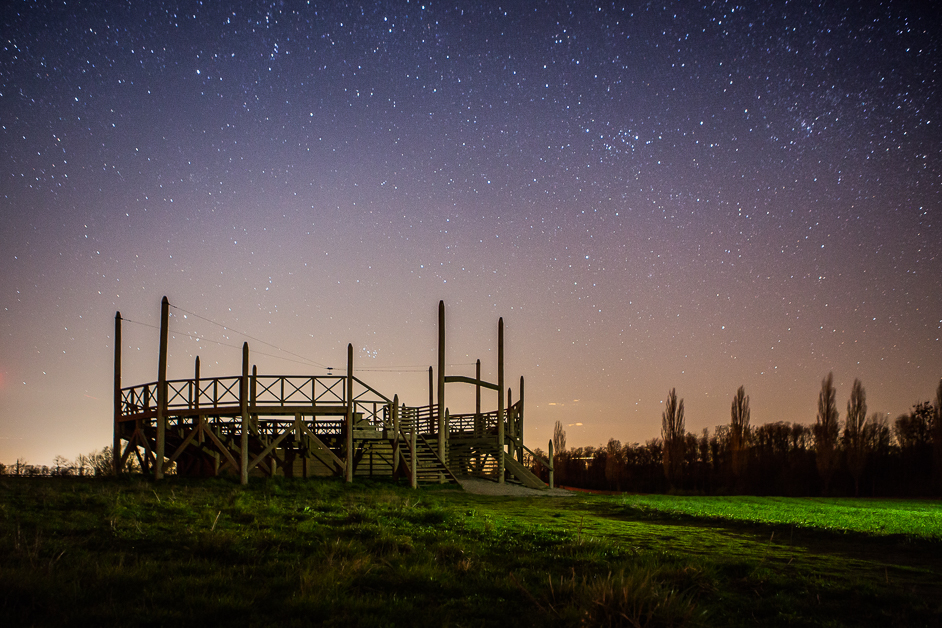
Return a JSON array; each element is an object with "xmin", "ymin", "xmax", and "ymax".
[{"xmin": 457, "ymin": 477, "xmax": 574, "ymax": 497}]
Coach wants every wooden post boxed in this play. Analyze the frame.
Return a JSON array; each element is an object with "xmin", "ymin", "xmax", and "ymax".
[
  {"xmin": 113, "ymin": 311, "xmax": 122, "ymax": 476},
  {"xmin": 345, "ymin": 343, "xmax": 354, "ymax": 483},
  {"xmin": 251, "ymin": 364, "xmax": 258, "ymax": 435},
  {"xmin": 548, "ymin": 439, "xmax": 554, "ymax": 489},
  {"xmin": 410, "ymin": 413, "xmax": 418, "ymax": 489},
  {"xmin": 294, "ymin": 412, "xmax": 304, "ymax": 478},
  {"xmin": 519, "ymin": 376, "xmax": 525, "ymax": 463},
  {"xmin": 437, "ymin": 300, "xmax": 446, "ymax": 464},
  {"xmin": 475, "ymin": 359, "xmax": 481, "ymax": 437},
  {"xmin": 392, "ymin": 394, "xmax": 400, "ymax": 479},
  {"xmin": 428, "ymin": 366, "xmax": 433, "ymax": 433},
  {"xmin": 497, "ymin": 317, "xmax": 505, "ymax": 483},
  {"xmin": 508, "ymin": 387, "xmax": 514, "ymax": 447},
  {"xmin": 155, "ymin": 296, "xmax": 169, "ymax": 480},
  {"xmin": 240, "ymin": 342, "xmax": 249, "ymax": 485},
  {"xmin": 194, "ymin": 356, "xmax": 202, "ymax": 443}
]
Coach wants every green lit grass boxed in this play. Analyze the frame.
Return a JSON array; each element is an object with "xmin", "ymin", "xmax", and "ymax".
[
  {"xmin": 1, "ymin": 477, "xmax": 940, "ymax": 627},
  {"xmin": 618, "ymin": 495, "xmax": 942, "ymax": 539}
]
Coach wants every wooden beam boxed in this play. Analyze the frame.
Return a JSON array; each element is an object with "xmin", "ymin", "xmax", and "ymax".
[
  {"xmin": 248, "ymin": 429, "xmax": 290, "ymax": 472},
  {"xmin": 166, "ymin": 422, "xmax": 202, "ymax": 465},
  {"xmin": 203, "ymin": 427, "xmax": 240, "ymax": 475},
  {"xmin": 443, "ymin": 375, "xmax": 500, "ymax": 391},
  {"xmin": 299, "ymin": 422, "xmax": 344, "ymax": 473}
]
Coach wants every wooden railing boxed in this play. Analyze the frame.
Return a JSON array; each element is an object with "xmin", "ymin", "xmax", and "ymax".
[{"xmin": 120, "ymin": 374, "xmax": 390, "ymax": 422}]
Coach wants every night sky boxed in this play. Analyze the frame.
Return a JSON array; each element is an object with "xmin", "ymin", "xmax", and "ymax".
[{"xmin": 2, "ymin": 1, "xmax": 940, "ymax": 466}]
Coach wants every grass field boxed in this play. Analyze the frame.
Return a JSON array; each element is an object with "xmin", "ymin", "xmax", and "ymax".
[
  {"xmin": 619, "ymin": 494, "xmax": 942, "ymax": 540},
  {"xmin": 1, "ymin": 477, "xmax": 939, "ymax": 627}
]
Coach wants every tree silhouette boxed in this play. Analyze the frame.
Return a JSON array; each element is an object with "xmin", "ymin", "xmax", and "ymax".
[
  {"xmin": 553, "ymin": 420, "xmax": 567, "ymax": 455},
  {"xmin": 730, "ymin": 385, "xmax": 751, "ymax": 482},
  {"xmin": 843, "ymin": 378, "xmax": 867, "ymax": 496},
  {"xmin": 933, "ymin": 379, "xmax": 942, "ymax": 491},
  {"xmin": 661, "ymin": 388, "xmax": 685, "ymax": 489},
  {"xmin": 552, "ymin": 420, "xmax": 567, "ymax": 484},
  {"xmin": 895, "ymin": 403, "xmax": 932, "ymax": 450},
  {"xmin": 814, "ymin": 372, "xmax": 840, "ymax": 495}
]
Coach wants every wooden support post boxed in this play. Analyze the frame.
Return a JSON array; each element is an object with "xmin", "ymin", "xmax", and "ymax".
[
  {"xmin": 392, "ymin": 394, "xmax": 400, "ymax": 480},
  {"xmin": 508, "ymin": 387, "xmax": 514, "ymax": 446},
  {"xmin": 113, "ymin": 311, "xmax": 122, "ymax": 476},
  {"xmin": 240, "ymin": 342, "xmax": 249, "ymax": 485},
  {"xmin": 437, "ymin": 300, "xmax": 446, "ymax": 464},
  {"xmin": 519, "ymin": 376, "xmax": 525, "ymax": 463},
  {"xmin": 497, "ymin": 316, "xmax": 505, "ymax": 484},
  {"xmin": 345, "ymin": 343, "xmax": 354, "ymax": 483},
  {"xmin": 155, "ymin": 296, "xmax": 169, "ymax": 480},
  {"xmin": 251, "ymin": 365, "xmax": 258, "ymax": 435},
  {"xmin": 548, "ymin": 439, "xmax": 554, "ymax": 489},
  {"xmin": 195, "ymin": 356, "xmax": 202, "ymax": 443},
  {"xmin": 475, "ymin": 359, "xmax": 482, "ymax": 437},
  {"xmin": 443, "ymin": 408, "xmax": 450, "ymax": 482},
  {"xmin": 410, "ymin": 414, "xmax": 418, "ymax": 489},
  {"xmin": 294, "ymin": 413, "xmax": 304, "ymax": 478},
  {"xmin": 194, "ymin": 356, "xmax": 200, "ymax": 405}
]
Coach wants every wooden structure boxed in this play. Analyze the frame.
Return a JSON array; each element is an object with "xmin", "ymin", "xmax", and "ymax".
[{"xmin": 113, "ymin": 298, "xmax": 551, "ymax": 488}]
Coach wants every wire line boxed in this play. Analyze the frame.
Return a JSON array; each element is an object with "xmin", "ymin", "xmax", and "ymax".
[{"xmin": 168, "ymin": 302, "xmax": 329, "ymax": 369}]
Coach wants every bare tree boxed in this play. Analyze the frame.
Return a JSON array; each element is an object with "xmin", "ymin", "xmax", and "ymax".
[
  {"xmin": 52, "ymin": 455, "xmax": 73, "ymax": 476},
  {"xmin": 730, "ymin": 385, "xmax": 751, "ymax": 480},
  {"xmin": 661, "ymin": 388, "xmax": 685, "ymax": 488},
  {"xmin": 843, "ymin": 378, "xmax": 867, "ymax": 496},
  {"xmin": 814, "ymin": 372, "xmax": 840, "ymax": 495}
]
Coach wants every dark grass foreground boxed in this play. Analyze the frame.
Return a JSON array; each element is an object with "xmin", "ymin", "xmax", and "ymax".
[{"xmin": 1, "ymin": 477, "xmax": 940, "ymax": 627}]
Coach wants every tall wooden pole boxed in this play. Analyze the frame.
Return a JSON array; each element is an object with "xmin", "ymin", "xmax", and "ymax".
[
  {"xmin": 410, "ymin": 410, "xmax": 418, "ymax": 489},
  {"xmin": 392, "ymin": 394, "xmax": 400, "ymax": 479},
  {"xmin": 155, "ymin": 296, "xmax": 169, "ymax": 480},
  {"xmin": 194, "ymin": 356, "xmax": 202, "ymax": 445},
  {"xmin": 508, "ymin": 388, "xmax": 514, "ymax": 451},
  {"xmin": 240, "ymin": 342, "xmax": 249, "ymax": 485},
  {"xmin": 428, "ymin": 366, "xmax": 433, "ymax": 430},
  {"xmin": 345, "ymin": 343, "xmax": 354, "ymax": 483},
  {"xmin": 113, "ymin": 311, "xmax": 122, "ymax": 476},
  {"xmin": 475, "ymin": 359, "xmax": 482, "ymax": 437},
  {"xmin": 519, "ymin": 375, "xmax": 525, "ymax": 463},
  {"xmin": 497, "ymin": 316, "xmax": 505, "ymax": 483},
  {"xmin": 194, "ymin": 356, "xmax": 201, "ymax": 408},
  {"xmin": 548, "ymin": 439, "xmax": 554, "ymax": 489},
  {"xmin": 437, "ymin": 300, "xmax": 446, "ymax": 463},
  {"xmin": 251, "ymin": 364, "xmax": 258, "ymax": 435}
]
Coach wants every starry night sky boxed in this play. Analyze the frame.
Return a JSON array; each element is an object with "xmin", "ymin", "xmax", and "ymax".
[{"xmin": 2, "ymin": 1, "xmax": 940, "ymax": 465}]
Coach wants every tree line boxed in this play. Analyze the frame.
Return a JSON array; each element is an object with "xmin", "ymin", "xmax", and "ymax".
[
  {"xmin": 530, "ymin": 375, "xmax": 942, "ymax": 497},
  {"xmin": 0, "ymin": 447, "xmax": 134, "ymax": 478}
]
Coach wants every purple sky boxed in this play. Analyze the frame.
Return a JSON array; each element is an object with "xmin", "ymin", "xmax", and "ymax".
[{"xmin": 1, "ymin": 1, "xmax": 940, "ymax": 465}]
